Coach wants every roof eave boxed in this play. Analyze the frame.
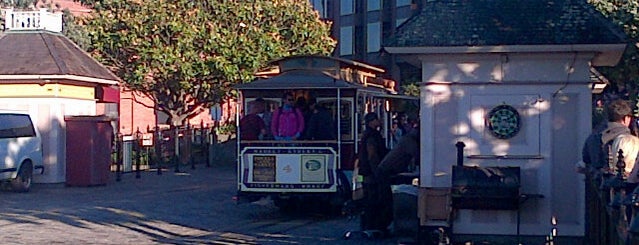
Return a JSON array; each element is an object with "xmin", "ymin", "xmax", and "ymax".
[
  {"xmin": 0, "ymin": 74, "xmax": 120, "ymax": 85},
  {"xmin": 385, "ymin": 43, "xmax": 627, "ymax": 66},
  {"xmin": 268, "ymin": 55, "xmax": 386, "ymax": 73}
]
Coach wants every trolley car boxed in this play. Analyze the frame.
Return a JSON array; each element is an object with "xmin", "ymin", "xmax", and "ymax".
[{"xmin": 234, "ymin": 55, "xmax": 416, "ymax": 210}]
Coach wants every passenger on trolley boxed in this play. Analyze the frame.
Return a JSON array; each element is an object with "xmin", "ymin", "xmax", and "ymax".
[
  {"xmin": 239, "ymin": 98, "xmax": 266, "ymax": 140},
  {"xmin": 271, "ymin": 92, "xmax": 305, "ymax": 141},
  {"xmin": 303, "ymin": 96, "xmax": 336, "ymax": 140}
]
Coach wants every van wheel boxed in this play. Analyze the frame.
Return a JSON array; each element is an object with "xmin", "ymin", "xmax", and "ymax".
[{"xmin": 11, "ymin": 161, "xmax": 33, "ymax": 192}]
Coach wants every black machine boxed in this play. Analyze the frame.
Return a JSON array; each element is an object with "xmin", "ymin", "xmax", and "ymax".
[{"xmin": 451, "ymin": 165, "xmax": 521, "ymax": 210}]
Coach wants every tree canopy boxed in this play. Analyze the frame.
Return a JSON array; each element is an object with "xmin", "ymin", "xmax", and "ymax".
[
  {"xmin": 82, "ymin": 0, "xmax": 336, "ymax": 126},
  {"xmin": 0, "ymin": 0, "xmax": 35, "ymax": 9},
  {"xmin": 589, "ymin": 0, "xmax": 639, "ymax": 101}
]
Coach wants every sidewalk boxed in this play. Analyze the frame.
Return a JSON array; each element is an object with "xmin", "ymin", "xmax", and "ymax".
[
  {"xmin": 0, "ymin": 164, "xmax": 240, "ymax": 244},
  {"xmin": 0, "ymin": 137, "xmax": 400, "ymax": 245}
]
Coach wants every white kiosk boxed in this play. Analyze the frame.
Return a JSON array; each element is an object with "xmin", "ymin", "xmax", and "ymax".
[
  {"xmin": 385, "ymin": 1, "xmax": 628, "ymax": 242},
  {"xmin": 393, "ymin": 52, "xmax": 627, "ymax": 244}
]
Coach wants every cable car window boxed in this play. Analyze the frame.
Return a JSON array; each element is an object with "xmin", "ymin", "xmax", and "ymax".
[{"xmin": 318, "ymin": 98, "xmax": 353, "ymax": 141}]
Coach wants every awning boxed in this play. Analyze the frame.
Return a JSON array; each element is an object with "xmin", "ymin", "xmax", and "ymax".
[{"xmin": 95, "ymin": 85, "xmax": 120, "ymax": 103}]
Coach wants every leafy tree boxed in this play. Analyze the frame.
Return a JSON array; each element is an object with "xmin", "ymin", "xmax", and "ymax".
[
  {"xmin": 401, "ymin": 83, "xmax": 419, "ymax": 97},
  {"xmin": 82, "ymin": 0, "xmax": 336, "ymax": 126},
  {"xmin": 589, "ymin": 0, "xmax": 639, "ymax": 102},
  {"xmin": 0, "ymin": 0, "xmax": 37, "ymax": 9},
  {"xmin": 61, "ymin": 9, "xmax": 91, "ymax": 50}
]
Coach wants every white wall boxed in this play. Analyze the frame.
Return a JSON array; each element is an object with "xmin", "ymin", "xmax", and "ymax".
[
  {"xmin": 0, "ymin": 98, "xmax": 96, "ymax": 183},
  {"xmin": 418, "ymin": 52, "xmax": 592, "ymax": 237}
]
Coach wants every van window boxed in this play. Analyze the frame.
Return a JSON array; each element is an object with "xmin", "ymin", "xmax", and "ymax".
[{"xmin": 0, "ymin": 114, "xmax": 36, "ymax": 138}]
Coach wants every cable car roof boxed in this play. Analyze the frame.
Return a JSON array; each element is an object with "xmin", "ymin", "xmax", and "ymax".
[{"xmin": 235, "ymin": 69, "xmax": 366, "ymax": 90}]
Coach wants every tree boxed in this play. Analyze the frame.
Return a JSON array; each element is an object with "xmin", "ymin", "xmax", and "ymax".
[
  {"xmin": 0, "ymin": 0, "xmax": 36, "ymax": 9},
  {"xmin": 589, "ymin": 0, "xmax": 639, "ymax": 101},
  {"xmin": 61, "ymin": 9, "xmax": 91, "ymax": 50},
  {"xmin": 83, "ymin": 0, "xmax": 336, "ymax": 126}
]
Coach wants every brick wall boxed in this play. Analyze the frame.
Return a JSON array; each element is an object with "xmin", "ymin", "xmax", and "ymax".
[{"xmin": 118, "ymin": 89, "xmax": 220, "ymax": 135}]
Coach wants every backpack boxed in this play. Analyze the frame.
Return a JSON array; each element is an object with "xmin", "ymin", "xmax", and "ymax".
[{"xmin": 584, "ymin": 127, "xmax": 631, "ymax": 171}]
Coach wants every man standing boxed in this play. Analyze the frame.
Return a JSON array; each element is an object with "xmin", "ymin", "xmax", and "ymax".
[
  {"xmin": 303, "ymin": 97, "xmax": 335, "ymax": 140},
  {"xmin": 358, "ymin": 112, "xmax": 390, "ymax": 236},
  {"xmin": 580, "ymin": 99, "xmax": 633, "ymax": 242},
  {"xmin": 239, "ymin": 98, "xmax": 266, "ymax": 140},
  {"xmin": 581, "ymin": 99, "xmax": 633, "ymax": 173}
]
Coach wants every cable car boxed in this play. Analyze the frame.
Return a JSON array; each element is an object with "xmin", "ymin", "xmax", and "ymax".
[{"xmin": 234, "ymin": 55, "xmax": 417, "ymax": 211}]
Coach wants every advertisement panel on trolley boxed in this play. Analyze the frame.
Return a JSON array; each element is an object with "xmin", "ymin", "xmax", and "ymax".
[{"xmin": 240, "ymin": 147, "xmax": 337, "ymax": 192}]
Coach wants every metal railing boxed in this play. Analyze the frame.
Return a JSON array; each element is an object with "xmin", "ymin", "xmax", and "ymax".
[
  {"xmin": 2, "ymin": 8, "xmax": 62, "ymax": 32},
  {"xmin": 585, "ymin": 149, "xmax": 639, "ymax": 244},
  {"xmin": 112, "ymin": 122, "xmax": 219, "ymax": 180}
]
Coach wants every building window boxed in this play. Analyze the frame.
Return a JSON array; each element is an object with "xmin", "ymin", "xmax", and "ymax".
[
  {"xmin": 367, "ymin": 22, "xmax": 381, "ymax": 53},
  {"xmin": 397, "ymin": 0, "xmax": 411, "ymax": 7},
  {"xmin": 311, "ymin": 0, "xmax": 329, "ymax": 18},
  {"xmin": 340, "ymin": 26, "xmax": 354, "ymax": 55},
  {"xmin": 367, "ymin": 0, "xmax": 381, "ymax": 11},
  {"xmin": 341, "ymin": 0, "xmax": 354, "ymax": 15}
]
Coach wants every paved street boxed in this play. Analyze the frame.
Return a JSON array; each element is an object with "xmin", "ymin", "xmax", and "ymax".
[{"xmin": 0, "ymin": 162, "xmax": 401, "ymax": 245}]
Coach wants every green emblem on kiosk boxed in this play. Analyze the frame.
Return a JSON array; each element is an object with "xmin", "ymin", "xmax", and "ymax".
[{"xmin": 487, "ymin": 104, "xmax": 521, "ymax": 139}]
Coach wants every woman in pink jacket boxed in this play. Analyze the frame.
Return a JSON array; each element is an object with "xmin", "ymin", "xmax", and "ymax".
[{"xmin": 271, "ymin": 92, "xmax": 305, "ymax": 140}]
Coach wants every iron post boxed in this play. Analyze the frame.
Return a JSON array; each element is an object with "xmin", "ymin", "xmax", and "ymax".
[
  {"xmin": 174, "ymin": 125, "xmax": 180, "ymax": 172},
  {"xmin": 116, "ymin": 132, "xmax": 122, "ymax": 182},
  {"xmin": 609, "ymin": 149, "xmax": 626, "ymax": 208},
  {"xmin": 455, "ymin": 141, "xmax": 465, "ymax": 167},
  {"xmin": 155, "ymin": 125, "xmax": 162, "ymax": 175},
  {"xmin": 206, "ymin": 123, "xmax": 211, "ymax": 168},
  {"xmin": 188, "ymin": 123, "xmax": 195, "ymax": 170},
  {"xmin": 135, "ymin": 128, "xmax": 142, "ymax": 179}
]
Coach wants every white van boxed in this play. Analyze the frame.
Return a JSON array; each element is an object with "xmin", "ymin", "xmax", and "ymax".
[{"xmin": 0, "ymin": 111, "xmax": 44, "ymax": 192}]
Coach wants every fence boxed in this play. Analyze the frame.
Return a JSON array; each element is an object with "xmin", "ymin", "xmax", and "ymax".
[
  {"xmin": 585, "ymin": 150, "xmax": 639, "ymax": 244},
  {"xmin": 112, "ymin": 123, "xmax": 223, "ymax": 180}
]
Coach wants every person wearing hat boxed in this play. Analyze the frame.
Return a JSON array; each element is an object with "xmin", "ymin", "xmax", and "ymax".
[{"xmin": 357, "ymin": 112, "xmax": 391, "ymax": 237}]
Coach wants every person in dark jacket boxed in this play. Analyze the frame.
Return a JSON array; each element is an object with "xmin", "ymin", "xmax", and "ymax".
[
  {"xmin": 358, "ymin": 112, "xmax": 390, "ymax": 236},
  {"xmin": 303, "ymin": 97, "xmax": 335, "ymax": 140},
  {"xmin": 377, "ymin": 124, "xmax": 420, "ymax": 177},
  {"xmin": 239, "ymin": 98, "xmax": 266, "ymax": 140}
]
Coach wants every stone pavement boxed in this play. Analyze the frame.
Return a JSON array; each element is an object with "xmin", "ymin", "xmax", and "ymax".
[
  {"xmin": 0, "ymin": 163, "xmax": 259, "ymax": 244},
  {"xmin": 0, "ymin": 163, "xmax": 402, "ymax": 245}
]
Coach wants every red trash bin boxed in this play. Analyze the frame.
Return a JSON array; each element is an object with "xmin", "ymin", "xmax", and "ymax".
[{"xmin": 65, "ymin": 116, "xmax": 114, "ymax": 186}]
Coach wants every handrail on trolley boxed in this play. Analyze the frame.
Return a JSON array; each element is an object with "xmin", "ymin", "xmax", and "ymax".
[{"xmin": 240, "ymin": 140, "xmax": 339, "ymax": 144}]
